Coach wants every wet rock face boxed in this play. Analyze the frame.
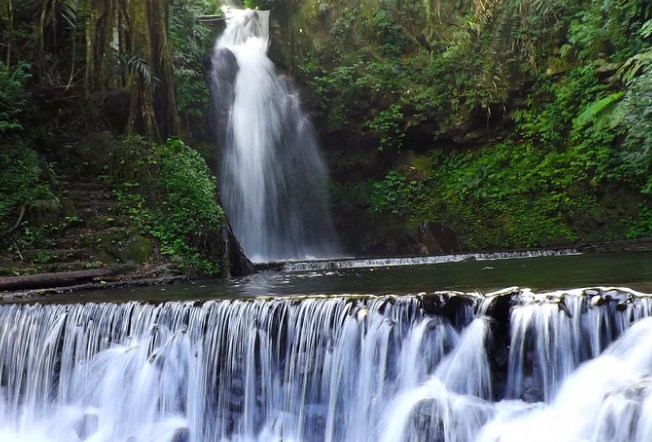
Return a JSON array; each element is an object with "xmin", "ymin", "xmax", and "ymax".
[
  {"xmin": 212, "ymin": 48, "xmax": 238, "ymax": 103},
  {"xmin": 421, "ymin": 292, "xmax": 475, "ymax": 328},
  {"xmin": 211, "ymin": 47, "xmax": 239, "ymax": 152},
  {"xmin": 483, "ymin": 292, "xmax": 515, "ymax": 401},
  {"xmin": 220, "ymin": 222, "xmax": 255, "ymax": 277},
  {"xmin": 170, "ymin": 427, "xmax": 190, "ymax": 442},
  {"xmin": 417, "ymin": 222, "xmax": 460, "ymax": 255}
]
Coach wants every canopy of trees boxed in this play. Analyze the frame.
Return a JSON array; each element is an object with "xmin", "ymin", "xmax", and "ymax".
[{"xmin": 0, "ymin": 0, "xmax": 224, "ymax": 140}]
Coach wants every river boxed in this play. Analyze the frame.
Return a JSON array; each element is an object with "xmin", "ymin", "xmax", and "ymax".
[
  {"xmin": 1, "ymin": 250, "xmax": 651, "ymax": 442},
  {"xmin": 20, "ymin": 250, "xmax": 652, "ymax": 304}
]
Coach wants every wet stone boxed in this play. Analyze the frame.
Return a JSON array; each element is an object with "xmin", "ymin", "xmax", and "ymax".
[
  {"xmin": 558, "ymin": 296, "xmax": 572, "ymax": 317},
  {"xmin": 171, "ymin": 427, "xmax": 190, "ymax": 442},
  {"xmin": 591, "ymin": 295, "xmax": 605, "ymax": 307}
]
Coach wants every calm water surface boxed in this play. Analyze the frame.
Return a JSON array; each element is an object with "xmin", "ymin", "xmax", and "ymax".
[{"xmin": 26, "ymin": 251, "xmax": 652, "ymax": 303}]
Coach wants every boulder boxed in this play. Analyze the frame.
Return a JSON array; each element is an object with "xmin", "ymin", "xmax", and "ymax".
[
  {"xmin": 170, "ymin": 427, "xmax": 190, "ymax": 442},
  {"xmin": 220, "ymin": 222, "xmax": 255, "ymax": 277},
  {"xmin": 123, "ymin": 234, "xmax": 154, "ymax": 264},
  {"xmin": 76, "ymin": 131, "xmax": 118, "ymax": 177},
  {"xmin": 101, "ymin": 233, "xmax": 153, "ymax": 265},
  {"xmin": 417, "ymin": 221, "xmax": 460, "ymax": 255},
  {"xmin": 211, "ymin": 48, "xmax": 239, "ymax": 152}
]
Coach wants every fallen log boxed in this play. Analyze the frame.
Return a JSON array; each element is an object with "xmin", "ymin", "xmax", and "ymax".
[{"xmin": 0, "ymin": 268, "xmax": 119, "ymax": 291}]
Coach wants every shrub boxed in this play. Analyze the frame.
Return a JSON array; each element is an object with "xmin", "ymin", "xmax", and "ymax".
[
  {"xmin": 0, "ymin": 143, "xmax": 57, "ymax": 240},
  {"xmin": 113, "ymin": 137, "xmax": 225, "ymax": 276},
  {"xmin": 0, "ymin": 61, "xmax": 30, "ymax": 133}
]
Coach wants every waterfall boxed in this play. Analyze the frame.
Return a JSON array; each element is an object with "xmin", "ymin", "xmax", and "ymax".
[
  {"xmin": 212, "ymin": 8, "xmax": 338, "ymax": 262},
  {"xmin": 1, "ymin": 288, "xmax": 652, "ymax": 441}
]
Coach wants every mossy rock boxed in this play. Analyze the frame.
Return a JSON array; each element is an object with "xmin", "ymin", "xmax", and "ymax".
[
  {"xmin": 90, "ymin": 215, "xmax": 118, "ymax": 230},
  {"xmin": 124, "ymin": 234, "xmax": 154, "ymax": 264},
  {"xmin": 102, "ymin": 234, "xmax": 153, "ymax": 264},
  {"xmin": 26, "ymin": 198, "xmax": 62, "ymax": 227},
  {"xmin": 97, "ymin": 251, "xmax": 121, "ymax": 265}
]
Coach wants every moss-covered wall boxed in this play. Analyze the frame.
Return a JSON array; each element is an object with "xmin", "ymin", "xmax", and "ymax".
[{"xmin": 267, "ymin": 0, "xmax": 652, "ymax": 254}]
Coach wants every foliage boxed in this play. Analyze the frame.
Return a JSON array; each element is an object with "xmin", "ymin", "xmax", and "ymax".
[
  {"xmin": 243, "ymin": 0, "xmax": 275, "ymax": 9},
  {"xmin": 567, "ymin": 0, "xmax": 650, "ymax": 62},
  {"xmin": 117, "ymin": 51, "xmax": 157, "ymax": 87},
  {"xmin": 609, "ymin": 69, "xmax": 652, "ymax": 193},
  {"xmin": 365, "ymin": 104, "xmax": 405, "ymax": 151},
  {"xmin": 370, "ymin": 171, "xmax": 423, "ymax": 218},
  {"xmin": 350, "ymin": 0, "xmax": 652, "ymax": 250},
  {"xmin": 0, "ymin": 143, "xmax": 57, "ymax": 237},
  {"xmin": 114, "ymin": 137, "xmax": 224, "ymax": 276},
  {"xmin": 169, "ymin": 0, "xmax": 221, "ymax": 140},
  {"xmin": 626, "ymin": 205, "xmax": 652, "ymax": 239},
  {"xmin": 149, "ymin": 138, "xmax": 224, "ymax": 275},
  {"xmin": 371, "ymin": 140, "xmax": 597, "ymax": 249},
  {"xmin": 296, "ymin": 0, "xmax": 572, "ymax": 147},
  {"xmin": 0, "ymin": 61, "xmax": 30, "ymax": 133}
]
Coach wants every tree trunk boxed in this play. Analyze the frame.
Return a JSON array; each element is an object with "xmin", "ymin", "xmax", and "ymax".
[
  {"xmin": 36, "ymin": 0, "xmax": 178, "ymax": 140},
  {"xmin": 126, "ymin": 0, "xmax": 178, "ymax": 141},
  {"xmin": 85, "ymin": 0, "xmax": 116, "ymax": 93},
  {"xmin": 0, "ymin": 268, "xmax": 118, "ymax": 291}
]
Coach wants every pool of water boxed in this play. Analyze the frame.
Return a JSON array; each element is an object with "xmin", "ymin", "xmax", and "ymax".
[{"xmin": 21, "ymin": 250, "xmax": 652, "ymax": 304}]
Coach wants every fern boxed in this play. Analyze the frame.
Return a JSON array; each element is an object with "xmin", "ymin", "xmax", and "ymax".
[
  {"xmin": 0, "ymin": 61, "xmax": 30, "ymax": 134},
  {"xmin": 573, "ymin": 91, "xmax": 624, "ymax": 130},
  {"xmin": 118, "ymin": 50, "xmax": 158, "ymax": 87},
  {"xmin": 618, "ymin": 48, "xmax": 652, "ymax": 85},
  {"xmin": 641, "ymin": 19, "xmax": 652, "ymax": 39},
  {"xmin": 60, "ymin": 0, "xmax": 80, "ymax": 30}
]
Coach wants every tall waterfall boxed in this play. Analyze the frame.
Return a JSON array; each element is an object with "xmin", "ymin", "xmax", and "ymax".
[
  {"xmin": 212, "ymin": 8, "xmax": 338, "ymax": 262},
  {"xmin": 2, "ymin": 288, "xmax": 652, "ymax": 441}
]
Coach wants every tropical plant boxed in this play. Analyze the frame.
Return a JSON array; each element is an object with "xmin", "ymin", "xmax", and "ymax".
[
  {"xmin": 113, "ymin": 136, "xmax": 224, "ymax": 276},
  {"xmin": 0, "ymin": 60, "xmax": 29, "ymax": 133}
]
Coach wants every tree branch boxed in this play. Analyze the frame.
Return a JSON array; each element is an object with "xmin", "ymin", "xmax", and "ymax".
[{"xmin": 1, "ymin": 205, "xmax": 25, "ymax": 239}]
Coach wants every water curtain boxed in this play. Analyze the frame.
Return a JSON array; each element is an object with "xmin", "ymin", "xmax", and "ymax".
[
  {"xmin": 1, "ymin": 288, "xmax": 652, "ymax": 441},
  {"xmin": 212, "ymin": 8, "xmax": 338, "ymax": 262}
]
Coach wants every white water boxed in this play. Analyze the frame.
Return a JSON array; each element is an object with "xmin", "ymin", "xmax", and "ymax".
[
  {"xmin": 213, "ymin": 8, "xmax": 338, "ymax": 262},
  {"xmin": 1, "ymin": 288, "xmax": 652, "ymax": 441},
  {"xmin": 280, "ymin": 249, "xmax": 580, "ymax": 272}
]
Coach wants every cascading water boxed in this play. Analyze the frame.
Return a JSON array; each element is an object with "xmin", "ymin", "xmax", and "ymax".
[
  {"xmin": 212, "ymin": 8, "xmax": 338, "ymax": 262},
  {"xmin": 2, "ymin": 287, "xmax": 652, "ymax": 442}
]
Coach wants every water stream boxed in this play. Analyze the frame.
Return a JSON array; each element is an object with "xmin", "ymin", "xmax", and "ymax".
[
  {"xmin": 212, "ymin": 8, "xmax": 337, "ymax": 262},
  {"xmin": 1, "ymin": 261, "xmax": 652, "ymax": 442}
]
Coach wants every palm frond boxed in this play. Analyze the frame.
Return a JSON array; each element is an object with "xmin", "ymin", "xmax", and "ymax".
[
  {"xmin": 640, "ymin": 19, "xmax": 652, "ymax": 39},
  {"xmin": 60, "ymin": 0, "xmax": 80, "ymax": 30},
  {"xmin": 118, "ymin": 50, "xmax": 159, "ymax": 87},
  {"xmin": 618, "ymin": 48, "xmax": 652, "ymax": 85}
]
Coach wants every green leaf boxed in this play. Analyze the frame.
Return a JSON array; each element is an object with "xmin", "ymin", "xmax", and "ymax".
[{"xmin": 573, "ymin": 92, "xmax": 624, "ymax": 130}]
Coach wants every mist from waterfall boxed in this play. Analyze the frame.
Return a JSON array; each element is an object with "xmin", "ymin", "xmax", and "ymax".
[{"xmin": 212, "ymin": 8, "xmax": 338, "ymax": 262}]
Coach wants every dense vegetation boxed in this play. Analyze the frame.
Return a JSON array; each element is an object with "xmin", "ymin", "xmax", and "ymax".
[
  {"xmin": 110, "ymin": 137, "xmax": 225, "ymax": 275},
  {"xmin": 0, "ymin": 0, "xmax": 228, "ymax": 276},
  {"xmin": 286, "ymin": 0, "xmax": 652, "ymax": 251}
]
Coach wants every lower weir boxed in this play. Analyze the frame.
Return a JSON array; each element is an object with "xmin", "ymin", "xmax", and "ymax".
[{"xmin": 0, "ymin": 287, "xmax": 651, "ymax": 441}]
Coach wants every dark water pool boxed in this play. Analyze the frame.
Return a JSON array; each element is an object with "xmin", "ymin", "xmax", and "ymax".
[{"xmin": 21, "ymin": 251, "xmax": 652, "ymax": 304}]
